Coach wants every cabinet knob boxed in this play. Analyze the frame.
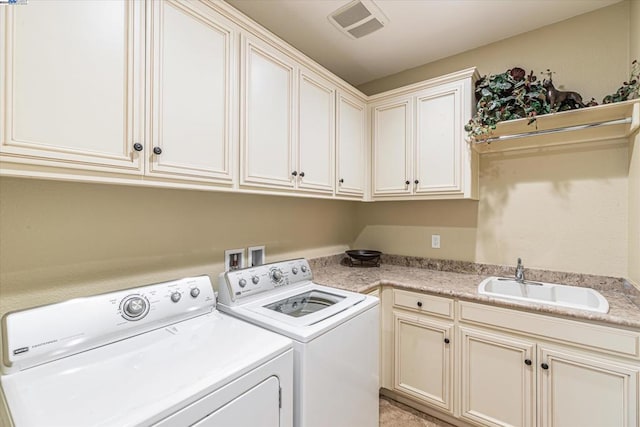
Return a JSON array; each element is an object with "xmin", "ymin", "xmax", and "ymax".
[
  {"xmin": 416, "ymin": 301, "xmax": 422, "ymax": 307},
  {"xmin": 291, "ymin": 171, "xmax": 298, "ymax": 177},
  {"xmin": 444, "ymin": 338, "xmax": 450, "ymax": 344},
  {"xmin": 339, "ymin": 178, "xmax": 344, "ymax": 184},
  {"xmin": 153, "ymin": 146, "xmax": 162, "ymax": 155},
  {"xmin": 299, "ymin": 171, "xmax": 305, "ymax": 178},
  {"xmin": 133, "ymin": 143, "xmax": 143, "ymax": 152},
  {"xmin": 405, "ymin": 180, "xmax": 410, "ymax": 185},
  {"xmin": 541, "ymin": 363, "xmax": 549, "ymax": 370},
  {"xmin": 524, "ymin": 359, "xmax": 532, "ymax": 366},
  {"xmin": 414, "ymin": 180, "xmax": 419, "ymax": 185}
]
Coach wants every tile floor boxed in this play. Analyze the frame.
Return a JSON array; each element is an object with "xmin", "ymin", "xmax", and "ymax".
[{"xmin": 379, "ymin": 396, "xmax": 456, "ymax": 427}]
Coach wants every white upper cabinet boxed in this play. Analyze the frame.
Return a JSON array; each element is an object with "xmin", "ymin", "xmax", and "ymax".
[
  {"xmin": 336, "ymin": 92, "xmax": 366, "ymax": 196},
  {"xmin": 147, "ymin": 0, "xmax": 237, "ymax": 184},
  {"xmin": 0, "ymin": 0, "xmax": 144, "ymax": 173},
  {"xmin": 240, "ymin": 34, "xmax": 296, "ymax": 190},
  {"xmin": 415, "ymin": 82, "xmax": 462, "ymax": 195},
  {"xmin": 372, "ymin": 97, "xmax": 413, "ymax": 196},
  {"xmin": 371, "ymin": 69, "xmax": 479, "ymax": 200},
  {"xmin": 297, "ymin": 69, "xmax": 335, "ymax": 194},
  {"xmin": 240, "ymin": 36, "xmax": 339, "ymax": 195}
]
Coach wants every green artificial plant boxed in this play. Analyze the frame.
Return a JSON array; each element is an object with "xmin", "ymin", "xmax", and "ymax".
[
  {"xmin": 603, "ymin": 60, "xmax": 640, "ymax": 104},
  {"xmin": 464, "ymin": 67, "xmax": 550, "ymax": 141}
]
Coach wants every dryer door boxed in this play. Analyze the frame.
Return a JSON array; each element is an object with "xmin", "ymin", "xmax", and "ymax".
[{"xmin": 195, "ymin": 376, "xmax": 280, "ymax": 427}]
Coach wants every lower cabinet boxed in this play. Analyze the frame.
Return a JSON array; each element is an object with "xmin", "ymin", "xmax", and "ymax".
[
  {"xmin": 384, "ymin": 290, "xmax": 640, "ymax": 427},
  {"xmin": 459, "ymin": 327, "xmax": 535, "ymax": 427},
  {"xmin": 389, "ymin": 289, "xmax": 455, "ymax": 415},
  {"xmin": 538, "ymin": 346, "xmax": 638, "ymax": 427},
  {"xmin": 393, "ymin": 310, "xmax": 454, "ymax": 413}
]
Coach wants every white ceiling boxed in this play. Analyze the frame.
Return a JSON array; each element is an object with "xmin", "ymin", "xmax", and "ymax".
[{"xmin": 225, "ymin": 0, "xmax": 621, "ymax": 87}]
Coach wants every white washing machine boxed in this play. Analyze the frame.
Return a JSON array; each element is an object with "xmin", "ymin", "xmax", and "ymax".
[
  {"xmin": 0, "ymin": 275, "xmax": 293, "ymax": 427},
  {"xmin": 217, "ymin": 259, "xmax": 379, "ymax": 427}
]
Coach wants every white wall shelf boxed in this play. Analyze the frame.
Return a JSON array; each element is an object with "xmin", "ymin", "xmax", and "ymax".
[{"xmin": 471, "ymin": 99, "xmax": 640, "ymax": 153}]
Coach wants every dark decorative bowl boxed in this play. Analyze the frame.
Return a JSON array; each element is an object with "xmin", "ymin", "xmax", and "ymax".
[
  {"xmin": 345, "ymin": 250, "xmax": 382, "ymax": 267},
  {"xmin": 345, "ymin": 249, "xmax": 382, "ymax": 261}
]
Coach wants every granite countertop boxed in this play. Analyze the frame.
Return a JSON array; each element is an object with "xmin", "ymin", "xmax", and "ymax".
[{"xmin": 311, "ymin": 257, "xmax": 640, "ymax": 330}]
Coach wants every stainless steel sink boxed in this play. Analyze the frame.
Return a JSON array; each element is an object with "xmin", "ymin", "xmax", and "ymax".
[{"xmin": 477, "ymin": 277, "xmax": 609, "ymax": 313}]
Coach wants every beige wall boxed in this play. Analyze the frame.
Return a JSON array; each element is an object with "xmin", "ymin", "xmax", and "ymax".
[
  {"xmin": 628, "ymin": 0, "xmax": 640, "ymax": 286},
  {"xmin": 358, "ymin": 1, "xmax": 630, "ymax": 101},
  {"xmin": 0, "ymin": 178, "xmax": 359, "ymax": 318},
  {"xmin": 355, "ymin": 142, "xmax": 629, "ymax": 276}
]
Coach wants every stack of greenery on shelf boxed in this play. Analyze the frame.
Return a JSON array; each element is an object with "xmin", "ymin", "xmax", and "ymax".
[
  {"xmin": 603, "ymin": 60, "xmax": 639, "ymax": 104},
  {"xmin": 465, "ymin": 61, "xmax": 639, "ymax": 142},
  {"xmin": 464, "ymin": 67, "xmax": 549, "ymax": 141}
]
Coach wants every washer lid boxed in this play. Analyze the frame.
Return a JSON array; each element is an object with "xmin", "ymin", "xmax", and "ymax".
[
  {"xmin": 222, "ymin": 283, "xmax": 379, "ymax": 342},
  {"xmin": 1, "ymin": 312, "xmax": 291, "ymax": 427},
  {"xmin": 248, "ymin": 285, "xmax": 365, "ymax": 327}
]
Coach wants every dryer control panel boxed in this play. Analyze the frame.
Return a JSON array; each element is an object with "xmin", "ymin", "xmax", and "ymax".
[
  {"xmin": 218, "ymin": 258, "xmax": 313, "ymax": 305},
  {"xmin": 2, "ymin": 276, "xmax": 215, "ymax": 374}
]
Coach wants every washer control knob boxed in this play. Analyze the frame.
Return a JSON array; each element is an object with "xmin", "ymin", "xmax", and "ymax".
[
  {"xmin": 271, "ymin": 269, "xmax": 283, "ymax": 283},
  {"xmin": 292, "ymin": 267, "xmax": 299, "ymax": 274},
  {"xmin": 301, "ymin": 265, "xmax": 308, "ymax": 273},
  {"xmin": 190, "ymin": 288, "xmax": 200, "ymax": 298},
  {"xmin": 239, "ymin": 278, "xmax": 247, "ymax": 288},
  {"xmin": 170, "ymin": 292, "xmax": 181, "ymax": 303},
  {"xmin": 252, "ymin": 275, "xmax": 260, "ymax": 285}
]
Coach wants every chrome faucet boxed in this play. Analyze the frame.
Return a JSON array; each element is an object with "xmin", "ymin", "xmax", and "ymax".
[{"xmin": 515, "ymin": 258, "xmax": 525, "ymax": 283}]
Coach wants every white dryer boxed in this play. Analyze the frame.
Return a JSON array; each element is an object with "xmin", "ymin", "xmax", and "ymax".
[
  {"xmin": 0, "ymin": 275, "xmax": 293, "ymax": 427},
  {"xmin": 217, "ymin": 259, "xmax": 379, "ymax": 427}
]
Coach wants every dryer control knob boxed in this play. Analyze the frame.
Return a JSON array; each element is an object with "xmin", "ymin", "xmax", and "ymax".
[
  {"xmin": 292, "ymin": 267, "xmax": 299, "ymax": 274},
  {"xmin": 252, "ymin": 275, "xmax": 260, "ymax": 285},
  {"xmin": 301, "ymin": 265, "xmax": 308, "ymax": 273},
  {"xmin": 170, "ymin": 292, "xmax": 181, "ymax": 303},
  {"xmin": 239, "ymin": 278, "xmax": 247, "ymax": 288},
  {"xmin": 190, "ymin": 288, "xmax": 200, "ymax": 298},
  {"xmin": 124, "ymin": 297, "xmax": 146, "ymax": 317},
  {"xmin": 120, "ymin": 295, "xmax": 149, "ymax": 321}
]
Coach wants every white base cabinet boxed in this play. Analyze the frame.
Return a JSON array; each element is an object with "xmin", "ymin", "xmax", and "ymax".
[
  {"xmin": 538, "ymin": 346, "xmax": 638, "ymax": 427},
  {"xmin": 381, "ymin": 289, "xmax": 640, "ymax": 427},
  {"xmin": 393, "ymin": 310, "xmax": 454, "ymax": 413},
  {"xmin": 389, "ymin": 289, "xmax": 455, "ymax": 415},
  {"xmin": 459, "ymin": 327, "xmax": 535, "ymax": 427}
]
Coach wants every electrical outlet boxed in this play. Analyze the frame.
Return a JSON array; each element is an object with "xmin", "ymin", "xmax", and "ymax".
[
  {"xmin": 431, "ymin": 234, "xmax": 441, "ymax": 249},
  {"xmin": 224, "ymin": 249, "xmax": 245, "ymax": 271}
]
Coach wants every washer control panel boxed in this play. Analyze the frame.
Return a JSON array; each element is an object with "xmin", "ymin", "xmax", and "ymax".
[
  {"xmin": 3, "ymin": 276, "xmax": 216, "ymax": 374},
  {"xmin": 218, "ymin": 258, "xmax": 313, "ymax": 305}
]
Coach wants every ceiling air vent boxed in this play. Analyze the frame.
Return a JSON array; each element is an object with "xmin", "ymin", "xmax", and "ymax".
[{"xmin": 328, "ymin": 0, "xmax": 388, "ymax": 39}]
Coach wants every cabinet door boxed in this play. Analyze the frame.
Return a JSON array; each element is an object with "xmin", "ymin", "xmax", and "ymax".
[
  {"xmin": 538, "ymin": 346, "xmax": 638, "ymax": 427},
  {"xmin": 147, "ymin": 0, "xmax": 237, "ymax": 184},
  {"xmin": 459, "ymin": 327, "xmax": 535, "ymax": 427},
  {"xmin": 336, "ymin": 92, "xmax": 366, "ymax": 196},
  {"xmin": 0, "ymin": 0, "xmax": 144, "ymax": 173},
  {"xmin": 372, "ymin": 98, "xmax": 412, "ymax": 196},
  {"xmin": 241, "ymin": 35, "xmax": 296, "ymax": 189},
  {"xmin": 393, "ymin": 310, "xmax": 453, "ymax": 413},
  {"xmin": 414, "ymin": 82, "xmax": 463, "ymax": 195},
  {"xmin": 297, "ymin": 69, "xmax": 334, "ymax": 193}
]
